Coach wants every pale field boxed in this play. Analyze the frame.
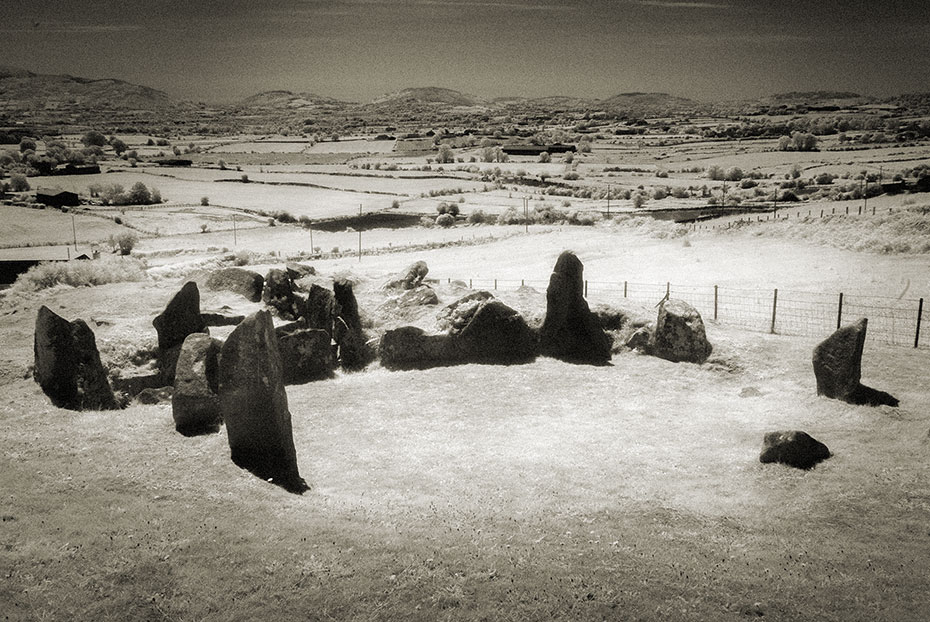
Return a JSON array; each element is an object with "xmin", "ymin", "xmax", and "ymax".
[{"xmin": 0, "ymin": 205, "xmax": 129, "ymax": 248}]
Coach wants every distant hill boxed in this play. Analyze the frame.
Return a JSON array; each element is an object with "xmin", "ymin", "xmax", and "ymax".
[
  {"xmin": 239, "ymin": 90, "xmax": 349, "ymax": 109},
  {"xmin": 369, "ymin": 87, "xmax": 486, "ymax": 107},
  {"xmin": 768, "ymin": 91, "xmax": 864, "ymax": 102},
  {"xmin": 0, "ymin": 67, "xmax": 179, "ymax": 112},
  {"xmin": 599, "ymin": 92, "xmax": 699, "ymax": 112}
]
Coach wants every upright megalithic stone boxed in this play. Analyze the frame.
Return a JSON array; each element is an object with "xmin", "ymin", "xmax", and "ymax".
[
  {"xmin": 172, "ymin": 333, "xmax": 222, "ymax": 436},
  {"xmin": 812, "ymin": 318, "xmax": 898, "ymax": 406},
  {"xmin": 218, "ymin": 310, "xmax": 307, "ymax": 492},
  {"xmin": 539, "ymin": 250, "xmax": 612, "ymax": 365},
  {"xmin": 153, "ymin": 281, "xmax": 208, "ymax": 385},
  {"xmin": 34, "ymin": 305, "xmax": 120, "ymax": 410},
  {"xmin": 333, "ymin": 277, "xmax": 373, "ymax": 370}
]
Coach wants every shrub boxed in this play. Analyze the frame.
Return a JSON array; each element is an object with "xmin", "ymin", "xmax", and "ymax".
[
  {"xmin": 233, "ymin": 250, "xmax": 251, "ymax": 266},
  {"xmin": 739, "ymin": 179, "xmax": 758, "ymax": 189},
  {"xmin": 563, "ymin": 172, "xmax": 580, "ymax": 181},
  {"xmin": 724, "ymin": 167, "xmax": 744, "ymax": 182},
  {"xmin": 538, "ymin": 151, "xmax": 551, "ymax": 163},
  {"xmin": 10, "ymin": 173, "xmax": 29, "ymax": 192},
  {"xmin": 436, "ymin": 213, "xmax": 455, "ymax": 227},
  {"xmin": 656, "ymin": 170, "xmax": 669, "ymax": 178},
  {"xmin": 391, "ymin": 199, "xmax": 400, "ymax": 209},
  {"xmin": 298, "ymin": 215, "xmax": 313, "ymax": 229},
  {"xmin": 241, "ymin": 174, "xmax": 249, "ymax": 183},
  {"xmin": 82, "ymin": 131, "xmax": 107, "ymax": 147},
  {"xmin": 436, "ymin": 145, "xmax": 454, "ymax": 164},
  {"xmin": 112, "ymin": 231, "xmax": 138, "ymax": 255},
  {"xmin": 467, "ymin": 209, "xmax": 490, "ymax": 224},
  {"xmin": 201, "ymin": 196, "xmax": 210, "ymax": 206},
  {"xmin": 127, "ymin": 182, "xmax": 152, "ymax": 205},
  {"xmin": 707, "ymin": 165, "xmax": 725, "ymax": 181},
  {"xmin": 632, "ymin": 193, "xmax": 647, "ymax": 209},
  {"xmin": 653, "ymin": 187, "xmax": 668, "ymax": 200},
  {"xmin": 10, "ymin": 255, "xmax": 146, "ymax": 293},
  {"xmin": 110, "ymin": 138, "xmax": 128, "ymax": 155},
  {"xmin": 446, "ymin": 203, "xmax": 460, "ymax": 217},
  {"xmin": 436, "ymin": 202, "xmax": 449, "ymax": 215},
  {"xmin": 19, "ymin": 137, "xmax": 37, "ymax": 153},
  {"xmin": 671, "ymin": 187, "xmax": 689, "ymax": 199}
]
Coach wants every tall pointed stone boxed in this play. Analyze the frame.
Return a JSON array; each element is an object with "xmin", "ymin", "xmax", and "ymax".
[
  {"xmin": 539, "ymin": 251, "xmax": 611, "ymax": 365},
  {"xmin": 153, "ymin": 281, "xmax": 208, "ymax": 385},
  {"xmin": 812, "ymin": 318, "xmax": 898, "ymax": 406},
  {"xmin": 218, "ymin": 310, "xmax": 307, "ymax": 492}
]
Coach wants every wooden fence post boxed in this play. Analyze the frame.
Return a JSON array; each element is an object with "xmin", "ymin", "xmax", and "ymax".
[
  {"xmin": 837, "ymin": 292, "xmax": 844, "ymax": 329},
  {"xmin": 584, "ymin": 280, "xmax": 588, "ymax": 298},
  {"xmin": 666, "ymin": 282, "xmax": 670, "ymax": 298},
  {"xmin": 494, "ymin": 279, "xmax": 497, "ymax": 290},
  {"xmin": 770, "ymin": 288, "xmax": 778, "ymax": 334},
  {"xmin": 714, "ymin": 285, "xmax": 718, "ymax": 321},
  {"xmin": 469, "ymin": 278, "xmax": 472, "ymax": 289},
  {"xmin": 916, "ymin": 298, "xmax": 924, "ymax": 348},
  {"xmin": 624, "ymin": 281, "xmax": 628, "ymax": 298}
]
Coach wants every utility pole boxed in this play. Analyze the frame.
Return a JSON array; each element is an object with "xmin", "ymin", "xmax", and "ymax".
[
  {"xmin": 232, "ymin": 213, "xmax": 237, "ymax": 245},
  {"xmin": 606, "ymin": 183, "xmax": 611, "ymax": 217},
  {"xmin": 721, "ymin": 180, "xmax": 727, "ymax": 208},
  {"xmin": 309, "ymin": 225, "xmax": 313, "ymax": 254},
  {"xmin": 71, "ymin": 214, "xmax": 77, "ymax": 250}
]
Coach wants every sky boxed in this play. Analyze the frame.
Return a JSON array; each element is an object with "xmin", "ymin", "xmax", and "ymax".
[{"xmin": 1, "ymin": 0, "xmax": 928, "ymax": 103}]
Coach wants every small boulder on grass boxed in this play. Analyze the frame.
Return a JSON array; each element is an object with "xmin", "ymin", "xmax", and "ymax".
[
  {"xmin": 383, "ymin": 260, "xmax": 429, "ymax": 290},
  {"xmin": 759, "ymin": 431, "xmax": 831, "ymax": 470},
  {"xmin": 652, "ymin": 299, "xmax": 712, "ymax": 364}
]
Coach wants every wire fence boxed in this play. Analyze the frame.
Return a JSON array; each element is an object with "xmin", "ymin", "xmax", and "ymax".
[{"xmin": 446, "ymin": 277, "xmax": 927, "ymax": 349}]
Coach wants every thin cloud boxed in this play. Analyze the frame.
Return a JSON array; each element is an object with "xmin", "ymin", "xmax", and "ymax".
[
  {"xmin": 0, "ymin": 21, "xmax": 142, "ymax": 34},
  {"xmin": 633, "ymin": 1, "xmax": 731, "ymax": 8}
]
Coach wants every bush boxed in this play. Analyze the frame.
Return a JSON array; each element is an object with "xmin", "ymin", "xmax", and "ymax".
[
  {"xmin": 538, "ymin": 151, "xmax": 551, "ymax": 163},
  {"xmin": 632, "ymin": 193, "xmax": 648, "ymax": 209},
  {"xmin": 446, "ymin": 203, "xmax": 460, "ymax": 217},
  {"xmin": 706, "ymin": 165, "xmax": 725, "ymax": 181},
  {"xmin": 19, "ymin": 137, "xmax": 36, "ymax": 153},
  {"xmin": 467, "ymin": 209, "xmax": 490, "ymax": 224},
  {"xmin": 10, "ymin": 255, "xmax": 146, "ymax": 293},
  {"xmin": 110, "ymin": 138, "xmax": 128, "ymax": 155},
  {"xmin": 739, "ymin": 179, "xmax": 758, "ymax": 189},
  {"xmin": 201, "ymin": 196, "xmax": 210, "ymax": 206},
  {"xmin": 652, "ymin": 187, "xmax": 668, "ymax": 200},
  {"xmin": 724, "ymin": 167, "xmax": 744, "ymax": 182},
  {"xmin": 82, "ymin": 131, "xmax": 107, "ymax": 148},
  {"xmin": 436, "ymin": 202, "xmax": 449, "ymax": 215},
  {"xmin": 563, "ymin": 172, "xmax": 580, "ymax": 181},
  {"xmin": 127, "ymin": 182, "xmax": 152, "ymax": 205},
  {"xmin": 10, "ymin": 173, "xmax": 29, "ymax": 192},
  {"xmin": 233, "ymin": 250, "xmax": 251, "ymax": 266},
  {"xmin": 436, "ymin": 213, "xmax": 455, "ymax": 227},
  {"xmin": 112, "ymin": 232, "xmax": 138, "ymax": 255}
]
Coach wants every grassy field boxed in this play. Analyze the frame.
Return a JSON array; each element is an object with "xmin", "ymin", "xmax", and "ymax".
[{"xmin": 1, "ymin": 220, "xmax": 929, "ymax": 620}]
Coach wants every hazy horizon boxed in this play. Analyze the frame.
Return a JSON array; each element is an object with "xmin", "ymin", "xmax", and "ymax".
[{"xmin": 2, "ymin": 0, "xmax": 928, "ymax": 104}]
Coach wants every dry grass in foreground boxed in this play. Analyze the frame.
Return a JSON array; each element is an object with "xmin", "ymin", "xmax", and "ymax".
[{"xmin": 1, "ymin": 324, "xmax": 929, "ymax": 621}]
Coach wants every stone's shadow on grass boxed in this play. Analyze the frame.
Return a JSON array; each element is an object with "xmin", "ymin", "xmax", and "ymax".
[
  {"xmin": 847, "ymin": 383, "xmax": 899, "ymax": 407},
  {"xmin": 176, "ymin": 421, "xmax": 222, "ymax": 438},
  {"xmin": 230, "ymin": 453, "xmax": 310, "ymax": 495}
]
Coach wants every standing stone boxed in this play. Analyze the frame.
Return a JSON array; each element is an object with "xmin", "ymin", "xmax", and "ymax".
[
  {"xmin": 453, "ymin": 299, "xmax": 537, "ymax": 363},
  {"xmin": 153, "ymin": 281, "xmax": 208, "ymax": 385},
  {"xmin": 172, "ymin": 333, "xmax": 222, "ymax": 436},
  {"xmin": 218, "ymin": 310, "xmax": 307, "ymax": 492},
  {"xmin": 539, "ymin": 251, "xmax": 612, "ymax": 365},
  {"xmin": 275, "ymin": 323, "xmax": 335, "ymax": 384},
  {"xmin": 759, "ymin": 431, "xmax": 831, "ymax": 470},
  {"xmin": 152, "ymin": 282, "xmax": 207, "ymax": 351},
  {"xmin": 34, "ymin": 305, "xmax": 120, "ymax": 410},
  {"xmin": 812, "ymin": 318, "xmax": 898, "ymax": 406},
  {"xmin": 205, "ymin": 267, "xmax": 264, "ymax": 302},
  {"xmin": 300, "ymin": 283, "xmax": 336, "ymax": 335},
  {"xmin": 262, "ymin": 268, "xmax": 300, "ymax": 320},
  {"xmin": 333, "ymin": 278, "xmax": 373, "ymax": 370},
  {"xmin": 652, "ymin": 299, "xmax": 712, "ymax": 364}
]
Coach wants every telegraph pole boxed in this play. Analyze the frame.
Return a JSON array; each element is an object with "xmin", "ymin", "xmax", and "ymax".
[
  {"xmin": 232, "ymin": 213, "xmax": 237, "ymax": 245},
  {"xmin": 606, "ymin": 184, "xmax": 611, "ymax": 217},
  {"xmin": 71, "ymin": 214, "xmax": 77, "ymax": 250}
]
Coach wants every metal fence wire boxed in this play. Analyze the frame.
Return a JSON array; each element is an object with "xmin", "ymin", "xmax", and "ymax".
[{"xmin": 448, "ymin": 277, "xmax": 927, "ymax": 349}]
